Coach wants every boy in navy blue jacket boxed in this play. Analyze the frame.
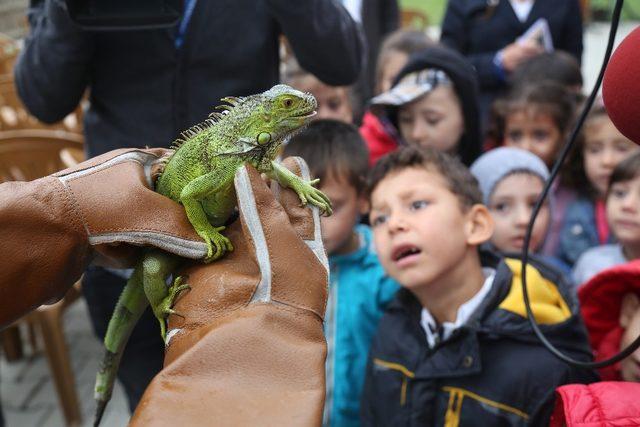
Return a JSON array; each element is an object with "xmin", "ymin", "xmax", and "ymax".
[{"xmin": 362, "ymin": 146, "xmax": 597, "ymax": 426}]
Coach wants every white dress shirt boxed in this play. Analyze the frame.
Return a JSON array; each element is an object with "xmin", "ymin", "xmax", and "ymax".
[
  {"xmin": 509, "ymin": 0, "xmax": 534, "ymax": 22},
  {"xmin": 420, "ymin": 268, "xmax": 496, "ymax": 348}
]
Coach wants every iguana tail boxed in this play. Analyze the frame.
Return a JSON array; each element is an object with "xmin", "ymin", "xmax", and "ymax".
[{"xmin": 94, "ymin": 264, "xmax": 148, "ymax": 427}]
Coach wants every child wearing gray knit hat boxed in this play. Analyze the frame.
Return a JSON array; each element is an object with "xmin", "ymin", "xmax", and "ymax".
[{"xmin": 471, "ymin": 147, "xmax": 552, "ymax": 255}]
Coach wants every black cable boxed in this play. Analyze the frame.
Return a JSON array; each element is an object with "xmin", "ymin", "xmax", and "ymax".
[{"xmin": 520, "ymin": 0, "xmax": 640, "ymax": 369}]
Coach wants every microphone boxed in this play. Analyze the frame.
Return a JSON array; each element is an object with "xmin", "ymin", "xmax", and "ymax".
[{"xmin": 602, "ymin": 26, "xmax": 640, "ymax": 145}]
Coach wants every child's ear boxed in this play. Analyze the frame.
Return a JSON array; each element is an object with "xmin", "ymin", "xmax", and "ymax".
[
  {"xmin": 465, "ymin": 204, "xmax": 494, "ymax": 246},
  {"xmin": 620, "ymin": 293, "xmax": 640, "ymax": 328}
]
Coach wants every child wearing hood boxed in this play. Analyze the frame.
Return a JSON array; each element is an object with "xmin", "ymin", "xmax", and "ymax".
[
  {"xmin": 359, "ymin": 29, "xmax": 433, "ymax": 166},
  {"xmin": 548, "ymin": 260, "xmax": 640, "ymax": 425},
  {"xmin": 366, "ymin": 44, "xmax": 482, "ymax": 167},
  {"xmin": 470, "ymin": 147, "xmax": 570, "ymax": 275}
]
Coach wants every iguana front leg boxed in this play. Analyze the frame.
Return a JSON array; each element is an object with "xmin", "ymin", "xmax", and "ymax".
[
  {"xmin": 180, "ymin": 173, "xmax": 234, "ymax": 262},
  {"xmin": 268, "ymin": 160, "xmax": 333, "ymax": 215}
]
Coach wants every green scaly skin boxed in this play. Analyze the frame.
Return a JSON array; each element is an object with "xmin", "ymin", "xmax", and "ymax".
[{"xmin": 93, "ymin": 85, "xmax": 332, "ymax": 426}]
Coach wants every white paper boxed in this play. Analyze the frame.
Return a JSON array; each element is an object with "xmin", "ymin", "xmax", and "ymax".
[{"xmin": 518, "ymin": 18, "xmax": 554, "ymax": 52}]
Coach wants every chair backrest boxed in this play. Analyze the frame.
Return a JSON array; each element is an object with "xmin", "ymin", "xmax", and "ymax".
[
  {"xmin": 0, "ymin": 75, "xmax": 84, "ymax": 134},
  {"xmin": 0, "ymin": 129, "xmax": 84, "ymax": 182},
  {"xmin": 401, "ymin": 9, "xmax": 429, "ymax": 31},
  {"xmin": 0, "ymin": 33, "xmax": 19, "ymax": 75}
]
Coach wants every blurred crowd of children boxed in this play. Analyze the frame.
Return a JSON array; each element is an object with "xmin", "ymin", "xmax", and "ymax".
[{"xmin": 280, "ymin": 2, "xmax": 640, "ymax": 424}]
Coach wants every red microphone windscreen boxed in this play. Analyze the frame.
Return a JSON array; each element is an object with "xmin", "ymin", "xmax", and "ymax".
[{"xmin": 602, "ymin": 26, "xmax": 640, "ymax": 145}]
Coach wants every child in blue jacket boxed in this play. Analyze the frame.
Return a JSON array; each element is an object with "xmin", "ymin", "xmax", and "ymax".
[{"xmin": 284, "ymin": 119, "xmax": 399, "ymax": 426}]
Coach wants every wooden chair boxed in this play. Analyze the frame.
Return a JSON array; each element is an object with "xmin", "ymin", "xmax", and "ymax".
[
  {"xmin": 0, "ymin": 129, "xmax": 85, "ymax": 427},
  {"xmin": 0, "ymin": 75, "xmax": 84, "ymax": 134},
  {"xmin": 401, "ymin": 9, "xmax": 429, "ymax": 31},
  {"xmin": 0, "ymin": 33, "xmax": 19, "ymax": 75}
]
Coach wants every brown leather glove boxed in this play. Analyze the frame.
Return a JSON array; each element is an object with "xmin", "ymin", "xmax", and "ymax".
[
  {"xmin": 130, "ymin": 157, "xmax": 329, "ymax": 427},
  {"xmin": 0, "ymin": 148, "xmax": 206, "ymax": 327}
]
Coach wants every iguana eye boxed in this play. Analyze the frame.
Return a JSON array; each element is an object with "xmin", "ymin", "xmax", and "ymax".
[
  {"xmin": 283, "ymin": 98, "xmax": 294, "ymax": 108},
  {"xmin": 257, "ymin": 132, "xmax": 271, "ymax": 145}
]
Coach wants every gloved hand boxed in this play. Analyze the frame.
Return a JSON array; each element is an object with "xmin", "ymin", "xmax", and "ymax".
[
  {"xmin": 0, "ymin": 148, "xmax": 207, "ymax": 327},
  {"xmin": 130, "ymin": 157, "xmax": 329, "ymax": 427}
]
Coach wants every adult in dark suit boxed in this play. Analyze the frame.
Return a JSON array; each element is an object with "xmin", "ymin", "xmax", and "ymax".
[
  {"xmin": 15, "ymin": 0, "xmax": 363, "ymax": 413},
  {"xmin": 440, "ymin": 0, "xmax": 583, "ymax": 130},
  {"xmin": 342, "ymin": 0, "xmax": 400, "ymax": 120}
]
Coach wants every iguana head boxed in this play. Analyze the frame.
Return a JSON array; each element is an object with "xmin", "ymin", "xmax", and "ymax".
[{"xmin": 214, "ymin": 84, "xmax": 317, "ymax": 164}]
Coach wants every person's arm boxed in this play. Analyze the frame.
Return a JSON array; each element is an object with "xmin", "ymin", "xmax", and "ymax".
[
  {"xmin": 129, "ymin": 158, "xmax": 329, "ymax": 426},
  {"xmin": 380, "ymin": 0, "xmax": 400, "ymax": 35},
  {"xmin": 439, "ymin": 0, "xmax": 505, "ymax": 90},
  {"xmin": 14, "ymin": 0, "xmax": 94, "ymax": 123},
  {"xmin": 268, "ymin": 0, "xmax": 364, "ymax": 86},
  {"xmin": 557, "ymin": 0, "xmax": 584, "ymax": 64},
  {"xmin": 0, "ymin": 148, "xmax": 206, "ymax": 328}
]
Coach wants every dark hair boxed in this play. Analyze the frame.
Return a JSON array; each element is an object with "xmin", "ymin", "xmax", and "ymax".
[
  {"xmin": 283, "ymin": 119, "xmax": 369, "ymax": 193},
  {"xmin": 509, "ymin": 51, "xmax": 583, "ymax": 90},
  {"xmin": 488, "ymin": 81, "xmax": 577, "ymax": 149},
  {"xmin": 375, "ymin": 30, "xmax": 434, "ymax": 94},
  {"xmin": 561, "ymin": 101, "xmax": 609, "ymax": 197},
  {"xmin": 608, "ymin": 150, "xmax": 640, "ymax": 196},
  {"xmin": 367, "ymin": 145, "xmax": 482, "ymax": 210}
]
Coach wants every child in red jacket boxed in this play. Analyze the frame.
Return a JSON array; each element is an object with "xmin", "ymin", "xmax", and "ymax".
[
  {"xmin": 549, "ymin": 260, "xmax": 640, "ymax": 426},
  {"xmin": 578, "ymin": 260, "xmax": 640, "ymax": 382}
]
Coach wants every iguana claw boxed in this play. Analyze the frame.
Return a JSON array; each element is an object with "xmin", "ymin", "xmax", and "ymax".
[
  {"xmin": 293, "ymin": 180, "xmax": 333, "ymax": 216},
  {"xmin": 154, "ymin": 276, "xmax": 191, "ymax": 341},
  {"xmin": 197, "ymin": 225, "xmax": 234, "ymax": 263}
]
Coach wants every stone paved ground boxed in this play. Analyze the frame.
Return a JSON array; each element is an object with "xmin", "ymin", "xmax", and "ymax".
[
  {"xmin": 1, "ymin": 300, "xmax": 129, "ymax": 427},
  {"xmin": 1, "ymin": 19, "xmax": 639, "ymax": 427}
]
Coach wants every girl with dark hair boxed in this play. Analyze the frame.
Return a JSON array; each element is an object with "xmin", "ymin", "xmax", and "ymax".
[
  {"xmin": 488, "ymin": 81, "xmax": 579, "ymax": 261},
  {"xmin": 489, "ymin": 81, "xmax": 576, "ymax": 166},
  {"xmin": 572, "ymin": 152, "xmax": 640, "ymax": 284},
  {"xmin": 559, "ymin": 102, "xmax": 639, "ymax": 267}
]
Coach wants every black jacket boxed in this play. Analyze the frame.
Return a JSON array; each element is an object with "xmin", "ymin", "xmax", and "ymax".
[
  {"xmin": 440, "ymin": 0, "xmax": 583, "ymax": 125},
  {"xmin": 386, "ymin": 46, "xmax": 482, "ymax": 166},
  {"xmin": 357, "ymin": 0, "xmax": 400, "ymax": 107},
  {"xmin": 361, "ymin": 252, "xmax": 598, "ymax": 426},
  {"xmin": 15, "ymin": 0, "xmax": 364, "ymax": 158},
  {"xmin": 440, "ymin": 0, "xmax": 583, "ymax": 91}
]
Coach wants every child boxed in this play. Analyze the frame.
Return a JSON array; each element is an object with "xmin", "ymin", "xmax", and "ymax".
[
  {"xmin": 366, "ymin": 44, "xmax": 482, "ymax": 167},
  {"xmin": 559, "ymin": 102, "xmax": 640, "ymax": 266},
  {"xmin": 489, "ymin": 81, "xmax": 577, "ymax": 258},
  {"xmin": 373, "ymin": 30, "xmax": 435, "ymax": 96},
  {"xmin": 509, "ymin": 51, "xmax": 584, "ymax": 97},
  {"xmin": 490, "ymin": 81, "xmax": 576, "ymax": 167},
  {"xmin": 283, "ymin": 59, "xmax": 354, "ymax": 124},
  {"xmin": 471, "ymin": 147, "xmax": 550, "ymax": 253},
  {"xmin": 360, "ymin": 30, "xmax": 433, "ymax": 166},
  {"xmin": 362, "ymin": 146, "xmax": 596, "ymax": 425},
  {"xmin": 282, "ymin": 119, "xmax": 399, "ymax": 426},
  {"xmin": 471, "ymin": 147, "xmax": 572, "ymax": 275},
  {"xmin": 572, "ymin": 152, "xmax": 640, "ymax": 285},
  {"xmin": 577, "ymin": 259, "xmax": 640, "ymax": 384}
]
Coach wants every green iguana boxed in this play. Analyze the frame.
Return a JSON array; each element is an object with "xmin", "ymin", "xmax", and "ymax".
[{"xmin": 93, "ymin": 84, "xmax": 331, "ymax": 426}]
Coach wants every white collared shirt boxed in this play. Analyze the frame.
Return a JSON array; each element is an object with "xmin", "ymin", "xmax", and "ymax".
[
  {"xmin": 420, "ymin": 268, "xmax": 496, "ymax": 348},
  {"xmin": 340, "ymin": 0, "xmax": 362, "ymax": 23},
  {"xmin": 509, "ymin": 0, "xmax": 534, "ymax": 22}
]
